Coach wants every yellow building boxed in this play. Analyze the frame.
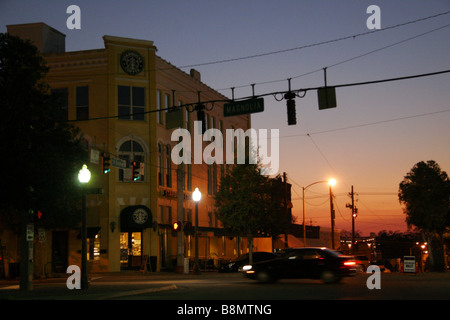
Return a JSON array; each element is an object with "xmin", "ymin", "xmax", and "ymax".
[{"xmin": 5, "ymin": 22, "xmax": 272, "ymax": 275}]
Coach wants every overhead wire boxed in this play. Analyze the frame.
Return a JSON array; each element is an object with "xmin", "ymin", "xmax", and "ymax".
[
  {"xmin": 172, "ymin": 10, "xmax": 450, "ymax": 70},
  {"xmin": 65, "ymin": 69, "xmax": 450, "ymax": 122}
]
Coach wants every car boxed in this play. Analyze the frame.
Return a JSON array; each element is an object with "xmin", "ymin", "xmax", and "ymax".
[
  {"xmin": 355, "ymin": 255, "xmax": 371, "ymax": 271},
  {"xmin": 218, "ymin": 252, "xmax": 278, "ymax": 273},
  {"xmin": 242, "ymin": 247, "xmax": 358, "ymax": 283}
]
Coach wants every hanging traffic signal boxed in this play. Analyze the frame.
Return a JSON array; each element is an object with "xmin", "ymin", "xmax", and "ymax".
[
  {"xmin": 132, "ymin": 161, "xmax": 141, "ymax": 181},
  {"xmin": 284, "ymin": 92, "xmax": 296, "ymax": 126},
  {"xmin": 196, "ymin": 104, "xmax": 206, "ymax": 134},
  {"xmin": 102, "ymin": 152, "xmax": 111, "ymax": 174}
]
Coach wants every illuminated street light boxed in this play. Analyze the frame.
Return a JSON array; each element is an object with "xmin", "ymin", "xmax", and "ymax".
[
  {"xmin": 192, "ymin": 188, "xmax": 201, "ymax": 275},
  {"xmin": 78, "ymin": 164, "xmax": 91, "ymax": 183},
  {"xmin": 78, "ymin": 164, "xmax": 90, "ymax": 289},
  {"xmin": 328, "ymin": 178, "xmax": 336, "ymax": 187}
]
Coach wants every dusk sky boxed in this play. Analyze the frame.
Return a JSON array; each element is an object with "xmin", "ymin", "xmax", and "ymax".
[{"xmin": 1, "ymin": 0, "xmax": 449, "ymax": 236}]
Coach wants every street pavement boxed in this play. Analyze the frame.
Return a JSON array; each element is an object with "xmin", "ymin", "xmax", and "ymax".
[
  {"xmin": 0, "ymin": 270, "xmax": 197, "ymax": 300},
  {"xmin": 1, "ymin": 270, "xmax": 449, "ymax": 301}
]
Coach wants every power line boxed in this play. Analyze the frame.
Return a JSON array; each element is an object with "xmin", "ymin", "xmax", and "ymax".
[
  {"xmin": 280, "ymin": 107, "xmax": 450, "ymax": 139},
  {"xmin": 174, "ymin": 10, "xmax": 450, "ymax": 70},
  {"xmin": 219, "ymin": 22, "xmax": 450, "ymax": 91},
  {"xmin": 66, "ymin": 68, "xmax": 450, "ymax": 122}
]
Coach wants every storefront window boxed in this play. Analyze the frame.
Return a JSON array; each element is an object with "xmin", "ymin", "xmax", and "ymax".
[
  {"xmin": 88, "ymin": 235, "xmax": 100, "ymax": 261},
  {"xmin": 120, "ymin": 232, "xmax": 142, "ymax": 268}
]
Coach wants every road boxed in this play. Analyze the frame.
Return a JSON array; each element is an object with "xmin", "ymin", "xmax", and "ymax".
[
  {"xmin": 117, "ymin": 272, "xmax": 450, "ymax": 300},
  {"xmin": 1, "ymin": 271, "xmax": 449, "ymax": 301}
]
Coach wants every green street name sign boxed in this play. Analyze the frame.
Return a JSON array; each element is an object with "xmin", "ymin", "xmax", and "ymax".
[{"xmin": 224, "ymin": 98, "xmax": 264, "ymax": 117}]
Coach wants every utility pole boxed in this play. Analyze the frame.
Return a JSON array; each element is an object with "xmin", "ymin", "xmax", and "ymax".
[
  {"xmin": 346, "ymin": 186, "xmax": 358, "ymax": 254},
  {"xmin": 283, "ymin": 172, "xmax": 289, "ymax": 248},
  {"xmin": 329, "ymin": 184, "xmax": 335, "ymax": 249}
]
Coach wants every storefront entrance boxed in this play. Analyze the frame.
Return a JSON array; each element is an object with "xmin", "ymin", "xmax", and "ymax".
[
  {"xmin": 120, "ymin": 231, "xmax": 142, "ymax": 269},
  {"xmin": 119, "ymin": 205, "xmax": 152, "ymax": 270}
]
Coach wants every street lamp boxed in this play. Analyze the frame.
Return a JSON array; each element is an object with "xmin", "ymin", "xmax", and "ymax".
[
  {"xmin": 78, "ymin": 164, "xmax": 90, "ymax": 289},
  {"xmin": 302, "ymin": 179, "xmax": 336, "ymax": 247},
  {"xmin": 192, "ymin": 187, "xmax": 201, "ymax": 275}
]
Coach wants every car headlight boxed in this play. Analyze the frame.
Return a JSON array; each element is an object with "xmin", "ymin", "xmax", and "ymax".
[{"xmin": 242, "ymin": 265, "xmax": 252, "ymax": 271}]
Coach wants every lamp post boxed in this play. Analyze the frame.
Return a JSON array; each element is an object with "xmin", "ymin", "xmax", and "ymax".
[
  {"xmin": 302, "ymin": 179, "xmax": 336, "ymax": 248},
  {"xmin": 78, "ymin": 164, "xmax": 90, "ymax": 289},
  {"xmin": 192, "ymin": 187, "xmax": 201, "ymax": 275}
]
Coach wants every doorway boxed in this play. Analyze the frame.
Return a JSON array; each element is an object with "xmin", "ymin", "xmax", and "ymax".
[
  {"xmin": 52, "ymin": 231, "xmax": 68, "ymax": 273},
  {"xmin": 120, "ymin": 231, "xmax": 142, "ymax": 269}
]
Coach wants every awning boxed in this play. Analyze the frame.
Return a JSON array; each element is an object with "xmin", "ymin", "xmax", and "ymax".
[
  {"xmin": 77, "ymin": 227, "xmax": 101, "ymax": 239},
  {"xmin": 120, "ymin": 205, "xmax": 153, "ymax": 232}
]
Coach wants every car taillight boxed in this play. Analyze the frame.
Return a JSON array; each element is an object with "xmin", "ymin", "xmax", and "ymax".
[{"xmin": 343, "ymin": 261, "xmax": 356, "ymax": 266}]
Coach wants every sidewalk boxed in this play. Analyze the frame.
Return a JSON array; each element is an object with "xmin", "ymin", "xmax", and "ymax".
[{"xmin": 0, "ymin": 270, "xmax": 226, "ymax": 300}]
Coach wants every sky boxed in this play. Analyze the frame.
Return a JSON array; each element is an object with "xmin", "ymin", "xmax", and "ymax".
[{"xmin": 1, "ymin": 0, "xmax": 449, "ymax": 236}]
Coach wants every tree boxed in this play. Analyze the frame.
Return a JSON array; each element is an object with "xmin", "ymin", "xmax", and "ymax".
[
  {"xmin": 0, "ymin": 33, "xmax": 88, "ymax": 229},
  {"xmin": 398, "ymin": 160, "xmax": 450, "ymax": 271},
  {"xmin": 214, "ymin": 162, "xmax": 292, "ymax": 264}
]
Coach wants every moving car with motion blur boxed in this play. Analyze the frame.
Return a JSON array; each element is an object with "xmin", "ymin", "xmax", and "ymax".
[
  {"xmin": 242, "ymin": 247, "xmax": 358, "ymax": 283},
  {"xmin": 219, "ymin": 252, "xmax": 278, "ymax": 273}
]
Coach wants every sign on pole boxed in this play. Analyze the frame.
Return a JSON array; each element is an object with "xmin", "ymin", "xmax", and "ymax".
[
  {"xmin": 403, "ymin": 256, "xmax": 416, "ymax": 273},
  {"xmin": 317, "ymin": 87, "xmax": 337, "ymax": 110},
  {"xmin": 112, "ymin": 157, "xmax": 127, "ymax": 169},
  {"xmin": 26, "ymin": 224, "xmax": 34, "ymax": 242},
  {"xmin": 224, "ymin": 98, "xmax": 264, "ymax": 117}
]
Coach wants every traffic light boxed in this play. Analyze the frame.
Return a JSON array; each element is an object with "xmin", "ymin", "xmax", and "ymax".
[
  {"xmin": 132, "ymin": 161, "xmax": 141, "ymax": 181},
  {"xmin": 102, "ymin": 152, "xmax": 111, "ymax": 174},
  {"xmin": 284, "ymin": 92, "xmax": 296, "ymax": 126},
  {"xmin": 196, "ymin": 104, "xmax": 206, "ymax": 134},
  {"xmin": 173, "ymin": 221, "xmax": 181, "ymax": 231},
  {"xmin": 183, "ymin": 221, "xmax": 193, "ymax": 234}
]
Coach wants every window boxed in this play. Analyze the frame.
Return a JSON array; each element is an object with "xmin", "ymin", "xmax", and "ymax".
[
  {"xmin": 207, "ymin": 163, "xmax": 217, "ymax": 195},
  {"xmin": 164, "ymin": 94, "xmax": 170, "ymax": 122},
  {"xmin": 157, "ymin": 90, "xmax": 162, "ymax": 124},
  {"xmin": 51, "ymin": 88, "xmax": 68, "ymax": 121},
  {"xmin": 118, "ymin": 139, "xmax": 145, "ymax": 182},
  {"xmin": 185, "ymin": 108, "xmax": 190, "ymax": 131},
  {"xmin": 186, "ymin": 164, "xmax": 192, "ymax": 191},
  {"xmin": 158, "ymin": 143, "xmax": 164, "ymax": 186},
  {"xmin": 165, "ymin": 145, "xmax": 172, "ymax": 188},
  {"xmin": 76, "ymin": 86, "xmax": 89, "ymax": 120},
  {"xmin": 159, "ymin": 206, "xmax": 172, "ymax": 224},
  {"xmin": 118, "ymin": 86, "xmax": 145, "ymax": 121}
]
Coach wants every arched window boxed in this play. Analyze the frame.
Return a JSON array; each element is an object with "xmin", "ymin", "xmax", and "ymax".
[{"xmin": 118, "ymin": 139, "xmax": 146, "ymax": 182}]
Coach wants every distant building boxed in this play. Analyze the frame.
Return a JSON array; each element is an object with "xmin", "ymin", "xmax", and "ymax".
[{"xmin": 3, "ymin": 22, "xmax": 272, "ymax": 276}]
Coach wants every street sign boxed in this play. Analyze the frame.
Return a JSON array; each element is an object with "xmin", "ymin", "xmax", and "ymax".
[
  {"xmin": 26, "ymin": 224, "xmax": 34, "ymax": 242},
  {"xmin": 90, "ymin": 149, "xmax": 100, "ymax": 164},
  {"xmin": 224, "ymin": 98, "xmax": 264, "ymax": 117},
  {"xmin": 403, "ymin": 256, "xmax": 416, "ymax": 273},
  {"xmin": 318, "ymin": 87, "xmax": 337, "ymax": 110},
  {"xmin": 112, "ymin": 157, "xmax": 127, "ymax": 169}
]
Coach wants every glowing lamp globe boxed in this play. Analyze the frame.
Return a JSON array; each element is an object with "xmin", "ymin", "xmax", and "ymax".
[
  {"xmin": 192, "ymin": 187, "xmax": 201, "ymax": 202},
  {"xmin": 78, "ymin": 164, "xmax": 91, "ymax": 183}
]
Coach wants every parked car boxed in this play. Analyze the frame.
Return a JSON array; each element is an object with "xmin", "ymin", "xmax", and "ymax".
[
  {"xmin": 219, "ymin": 252, "xmax": 278, "ymax": 273},
  {"xmin": 242, "ymin": 247, "xmax": 358, "ymax": 283}
]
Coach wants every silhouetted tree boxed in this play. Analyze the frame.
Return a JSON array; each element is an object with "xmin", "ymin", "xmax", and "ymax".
[
  {"xmin": 398, "ymin": 160, "xmax": 450, "ymax": 271},
  {"xmin": 214, "ymin": 162, "xmax": 292, "ymax": 264},
  {"xmin": 0, "ymin": 33, "xmax": 88, "ymax": 230}
]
